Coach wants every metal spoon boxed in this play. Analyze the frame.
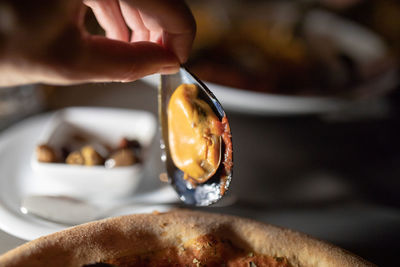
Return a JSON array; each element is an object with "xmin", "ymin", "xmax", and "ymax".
[{"xmin": 159, "ymin": 67, "xmax": 233, "ymax": 206}]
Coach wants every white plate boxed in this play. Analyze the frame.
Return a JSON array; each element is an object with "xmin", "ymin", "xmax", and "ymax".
[
  {"xmin": 142, "ymin": 72, "xmax": 396, "ymax": 116},
  {"xmin": 0, "ymin": 111, "xmax": 176, "ymax": 241}
]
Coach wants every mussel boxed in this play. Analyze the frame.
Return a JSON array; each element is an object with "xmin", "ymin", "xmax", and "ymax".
[{"xmin": 159, "ymin": 67, "xmax": 233, "ymax": 206}]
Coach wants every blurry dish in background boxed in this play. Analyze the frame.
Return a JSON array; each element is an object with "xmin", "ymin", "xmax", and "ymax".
[
  {"xmin": 148, "ymin": 0, "xmax": 397, "ymax": 115},
  {"xmin": 188, "ymin": 1, "xmax": 397, "ymax": 97}
]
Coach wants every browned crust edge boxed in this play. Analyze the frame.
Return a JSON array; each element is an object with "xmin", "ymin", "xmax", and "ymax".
[{"xmin": 0, "ymin": 209, "xmax": 375, "ymax": 267}]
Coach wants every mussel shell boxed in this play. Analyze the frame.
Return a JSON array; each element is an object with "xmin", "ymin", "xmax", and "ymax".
[{"xmin": 159, "ymin": 67, "xmax": 233, "ymax": 206}]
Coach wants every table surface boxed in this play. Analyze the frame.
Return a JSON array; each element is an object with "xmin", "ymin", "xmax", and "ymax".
[{"xmin": 1, "ymin": 80, "xmax": 400, "ymax": 266}]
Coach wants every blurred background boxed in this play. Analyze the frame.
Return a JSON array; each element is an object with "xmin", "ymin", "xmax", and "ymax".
[{"xmin": 1, "ymin": 0, "xmax": 400, "ymax": 265}]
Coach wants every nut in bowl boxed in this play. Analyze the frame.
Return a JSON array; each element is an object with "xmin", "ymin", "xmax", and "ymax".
[{"xmin": 30, "ymin": 107, "xmax": 157, "ymax": 200}]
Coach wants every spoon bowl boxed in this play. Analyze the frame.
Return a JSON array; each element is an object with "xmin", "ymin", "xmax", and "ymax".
[{"xmin": 159, "ymin": 67, "xmax": 233, "ymax": 206}]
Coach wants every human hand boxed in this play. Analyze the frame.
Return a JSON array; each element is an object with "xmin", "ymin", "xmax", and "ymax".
[{"xmin": 0, "ymin": 0, "xmax": 195, "ymax": 86}]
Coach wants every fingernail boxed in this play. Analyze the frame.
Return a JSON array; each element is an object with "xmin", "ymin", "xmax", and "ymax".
[{"xmin": 159, "ymin": 65, "xmax": 180, "ymax": 75}]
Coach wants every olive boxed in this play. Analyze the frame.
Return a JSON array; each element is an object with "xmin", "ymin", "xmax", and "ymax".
[{"xmin": 36, "ymin": 144, "xmax": 57, "ymax": 163}]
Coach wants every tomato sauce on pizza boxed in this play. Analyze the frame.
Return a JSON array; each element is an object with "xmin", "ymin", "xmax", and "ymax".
[{"xmin": 97, "ymin": 234, "xmax": 291, "ymax": 267}]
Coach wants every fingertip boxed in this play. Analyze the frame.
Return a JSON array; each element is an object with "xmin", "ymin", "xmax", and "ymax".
[
  {"xmin": 80, "ymin": 37, "xmax": 180, "ymax": 82},
  {"xmin": 163, "ymin": 31, "xmax": 194, "ymax": 63}
]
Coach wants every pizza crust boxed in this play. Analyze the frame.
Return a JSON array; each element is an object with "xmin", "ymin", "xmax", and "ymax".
[{"xmin": 0, "ymin": 209, "xmax": 375, "ymax": 267}]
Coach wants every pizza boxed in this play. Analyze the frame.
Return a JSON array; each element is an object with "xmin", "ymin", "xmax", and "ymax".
[{"xmin": 0, "ymin": 210, "xmax": 374, "ymax": 267}]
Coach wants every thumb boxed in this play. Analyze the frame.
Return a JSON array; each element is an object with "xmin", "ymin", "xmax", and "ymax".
[{"xmin": 71, "ymin": 35, "xmax": 180, "ymax": 83}]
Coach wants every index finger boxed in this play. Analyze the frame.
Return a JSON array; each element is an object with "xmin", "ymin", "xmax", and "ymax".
[{"xmin": 122, "ymin": 0, "xmax": 196, "ymax": 63}]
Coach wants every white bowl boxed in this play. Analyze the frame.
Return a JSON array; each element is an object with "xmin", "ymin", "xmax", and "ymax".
[{"xmin": 30, "ymin": 107, "xmax": 157, "ymax": 200}]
